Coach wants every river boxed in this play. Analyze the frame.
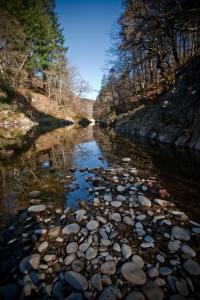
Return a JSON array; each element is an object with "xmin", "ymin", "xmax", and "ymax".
[{"xmin": 0, "ymin": 124, "xmax": 200, "ymax": 226}]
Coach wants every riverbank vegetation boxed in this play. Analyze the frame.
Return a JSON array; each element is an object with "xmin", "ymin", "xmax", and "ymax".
[
  {"xmin": 94, "ymin": 0, "xmax": 200, "ymax": 119},
  {"xmin": 0, "ymin": 0, "xmax": 92, "ymax": 126}
]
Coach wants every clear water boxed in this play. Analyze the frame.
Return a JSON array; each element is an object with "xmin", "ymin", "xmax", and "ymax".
[{"xmin": 0, "ymin": 125, "xmax": 200, "ymax": 225}]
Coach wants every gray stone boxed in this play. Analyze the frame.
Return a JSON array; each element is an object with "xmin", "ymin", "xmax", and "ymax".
[
  {"xmin": 62, "ymin": 223, "xmax": 80, "ymax": 235},
  {"xmin": 159, "ymin": 267, "xmax": 172, "ymax": 276},
  {"xmin": 132, "ymin": 255, "xmax": 144, "ymax": 268},
  {"xmin": 142, "ymin": 280, "xmax": 164, "ymax": 300},
  {"xmin": 103, "ymin": 194, "xmax": 112, "ymax": 202},
  {"xmin": 64, "ymin": 254, "xmax": 76, "ymax": 266},
  {"xmin": 91, "ymin": 274, "xmax": 103, "ymax": 291},
  {"xmin": 65, "ymin": 271, "xmax": 88, "ymax": 290},
  {"xmin": 86, "ymin": 247, "xmax": 98, "ymax": 260},
  {"xmin": 79, "ymin": 243, "xmax": 90, "ymax": 252},
  {"xmin": 138, "ymin": 195, "xmax": 151, "ymax": 207},
  {"xmin": 20, "ymin": 254, "xmax": 40, "ymax": 274},
  {"xmin": 75, "ymin": 210, "xmax": 86, "ymax": 222},
  {"xmin": 172, "ymin": 226, "xmax": 190, "ymax": 241},
  {"xmin": 183, "ymin": 259, "xmax": 200, "ymax": 275},
  {"xmin": 86, "ymin": 220, "xmax": 99, "ymax": 231},
  {"xmin": 116, "ymin": 195, "xmax": 126, "ymax": 202},
  {"xmin": 156, "ymin": 254, "xmax": 165, "ymax": 263},
  {"xmin": 111, "ymin": 213, "xmax": 121, "ymax": 223},
  {"xmin": 98, "ymin": 285, "xmax": 121, "ymax": 300},
  {"xmin": 125, "ymin": 291, "xmax": 145, "ymax": 300},
  {"xmin": 121, "ymin": 244, "xmax": 132, "ymax": 259},
  {"xmin": 121, "ymin": 262, "xmax": 147, "ymax": 285},
  {"xmin": 101, "ymin": 261, "xmax": 116, "ymax": 275},
  {"xmin": 110, "ymin": 201, "xmax": 122, "ymax": 208},
  {"xmin": 72, "ymin": 259, "xmax": 84, "ymax": 273},
  {"xmin": 117, "ymin": 185, "xmax": 126, "ymax": 193},
  {"xmin": 66, "ymin": 242, "xmax": 78, "ymax": 254},
  {"xmin": 113, "ymin": 242, "xmax": 121, "ymax": 252},
  {"xmin": 144, "ymin": 235, "xmax": 154, "ymax": 243},
  {"xmin": 181, "ymin": 244, "xmax": 196, "ymax": 257},
  {"xmin": 123, "ymin": 216, "xmax": 134, "ymax": 226},
  {"xmin": 28, "ymin": 204, "xmax": 46, "ymax": 213},
  {"xmin": 168, "ymin": 241, "xmax": 181, "ymax": 253}
]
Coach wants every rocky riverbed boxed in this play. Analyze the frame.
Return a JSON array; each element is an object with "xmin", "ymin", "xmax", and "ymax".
[{"xmin": 0, "ymin": 158, "xmax": 200, "ymax": 300}]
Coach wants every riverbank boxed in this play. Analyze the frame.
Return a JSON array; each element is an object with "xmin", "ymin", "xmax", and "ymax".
[
  {"xmin": 95, "ymin": 56, "xmax": 200, "ymax": 151},
  {"xmin": 0, "ymin": 155, "xmax": 200, "ymax": 299}
]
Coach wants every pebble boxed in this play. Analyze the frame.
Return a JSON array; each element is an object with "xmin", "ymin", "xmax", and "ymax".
[
  {"xmin": 117, "ymin": 185, "xmax": 126, "ymax": 193},
  {"xmin": 72, "ymin": 259, "xmax": 84, "ymax": 272},
  {"xmin": 123, "ymin": 216, "xmax": 134, "ymax": 226},
  {"xmin": 103, "ymin": 194, "xmax": 112, "ymax": 202},
  {"xmin": 125, "ymin": 291, "xmax": 145, "ymax": 300},
  {"xmin": 66, "ymin": 242, "xmax": 78, "ymax": 254},
  {"xmin": 121, "ymin": 262, "xmax": 147, "ymax": 285},
  {"xmin": 148, "ymin": 268, "xmax": 159, "ymax": 278},
  {"xmin": 142, "ymin": 280, "xmax": 164, "ymax": 300},
  {"xmin": 20, "ymin": 254, "xmax": 40, "ymax": 274},
  {"xmin": 132, "ymin": 255, "xmax": 144, "ymax": 268},
  {"xmin": 111, "ymin": 201, "xmax": 122, "ymax": 208},
  {"xmin": 111, "ymin": 213, "xmax": 121, "ymax": 223},
  {"xmin": 121, "ymin": 244, "xmax": 132, "ymax": 259},
  {"xmin": 116, "ymin": 195, "xmax": 126, "ymax": 201},
  {"xmin": 122, "ymin": 157, "xmax": 131, "ymax": 162},
  {"xmin": 28, "ymin": 204, "xmax": 46, "ymax": 213},
  {"xmin": 65, "ymin": 271, "xmax": 88, "ymax": 290},
  {"xmin": 48, "ymin": 226, "xmax": 61, "ymax": 239},
  {"xmin": 64, "ymin": 254, "xmax": 76, "ymax": 265},
  {"xmin": 86, "ymin": 247, "xmax": 98, "ymax": 260},
  {"xmin": 138, "ymin": 195, "xmax": 151, "ymax": 207},
  {"xmin": 98, "ymin": 285, "xmax": 121, "ymax": 300},
  {"xmin": 168, "ymin": 241, "xmax": 181, "ymax": 253},
  {"xmin": 86, "ymin": 220, "xmax": 99, "ymax": 231},
  {"xmin": 159, "ymin": 267, "xmax": 172, "ymax": 276},
  {"xmin": 75, "ymin": 210, "xmax": 86, "ymax": 222},
  {"xmin": 62, "ymin": 223, "xmax": 80, "ymax": 235},
  {"xmin": 79, "ymin": 243, "xmax": 90, "ymax": 252},
  {"xmin": 91, "ymin": 274, "xmax": 103, "ymax": 291},
  {"xmin": 101, "ymin": 261, "xmax": 116, "ymax": 275},
  {"xmin": 172, "ymin": 226, "xmax": 190, "ymax": 241},
  {"xmin": 28, "ymin": 191, "xmax": 41, "ymax": 198},
  {"xmin": 183, "ymin": 259, "xmax": 200, "ymax": 275},
  {"xmin": 38, "ymin": 241, "xmax": 48, "ymax": 253},
  {"xmin": 181, "ymin": 244, "xmax": 196, "ymax": 257}
]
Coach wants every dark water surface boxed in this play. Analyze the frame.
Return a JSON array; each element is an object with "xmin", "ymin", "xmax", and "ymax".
[{"xmin": 0, "ymin": 125, "xmax": 200, "ymax": 225}]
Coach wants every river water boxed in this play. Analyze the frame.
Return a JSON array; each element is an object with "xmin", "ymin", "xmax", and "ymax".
[{"xmin": 0, "ymin": 125, "xmax": 200, "ymax": 225}]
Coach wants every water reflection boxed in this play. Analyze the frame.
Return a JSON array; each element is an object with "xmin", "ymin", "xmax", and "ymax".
[{"xmin": 0, "ymin": 125, "xmax": 200, "ymax": 224}]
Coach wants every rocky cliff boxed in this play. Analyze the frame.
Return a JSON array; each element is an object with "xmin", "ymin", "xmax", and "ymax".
[{"xmin": 112, "ymin": 56, "xmax": 200, "ymax": 150}]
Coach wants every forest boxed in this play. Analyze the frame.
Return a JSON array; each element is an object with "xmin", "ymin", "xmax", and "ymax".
[
  {"xmin": 0, "ymin": 0, "xmax": 92, "ymax": 122},
  {"xmin": 94, "ymin": 0, "xmax": 200, "ymax": 119}
]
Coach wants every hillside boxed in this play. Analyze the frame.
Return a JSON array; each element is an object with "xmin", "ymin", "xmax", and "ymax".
[{"xmin": 114, "ymin": 56, "xmax": 200, "ymax": 150}]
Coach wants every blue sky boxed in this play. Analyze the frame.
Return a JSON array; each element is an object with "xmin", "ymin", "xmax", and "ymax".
[{"xmin": 56, "ymin": 0, "xmax": 122, "ymax": 99}]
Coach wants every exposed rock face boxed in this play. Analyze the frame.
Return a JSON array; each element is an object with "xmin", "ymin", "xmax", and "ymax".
[{"xmin": 96, "ymin": 56, "xmax": 200, "ymax": 150}]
